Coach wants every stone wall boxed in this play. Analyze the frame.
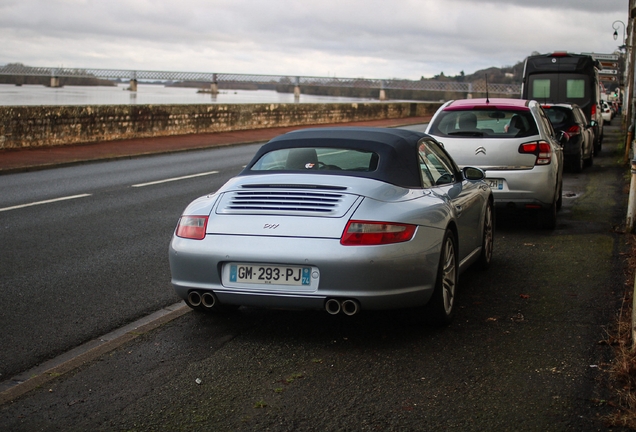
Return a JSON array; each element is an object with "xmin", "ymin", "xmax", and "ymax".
[{"xmin": 0, "ymin": 102, "xmax": 441, "ymax": 150}]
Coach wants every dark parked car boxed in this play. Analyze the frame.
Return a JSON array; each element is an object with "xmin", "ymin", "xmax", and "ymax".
[{"xmin": 542, "ymin": 103, "xmax": 594, "ymax": 172}]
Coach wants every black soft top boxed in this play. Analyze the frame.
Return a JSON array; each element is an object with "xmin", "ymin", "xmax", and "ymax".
[{"xmin": 240, "ymin": 127, "xmax": 431, "ymax": 188}]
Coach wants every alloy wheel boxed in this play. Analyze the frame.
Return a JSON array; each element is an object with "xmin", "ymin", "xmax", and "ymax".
[{"xmin": 441, "ymin": 236, "xmax": 457, "ymax": 315}]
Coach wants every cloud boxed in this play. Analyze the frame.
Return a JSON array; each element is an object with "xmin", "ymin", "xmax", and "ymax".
[{"xmin": 0, "ymin": 0, "xmax": 628, "ymax": 79}]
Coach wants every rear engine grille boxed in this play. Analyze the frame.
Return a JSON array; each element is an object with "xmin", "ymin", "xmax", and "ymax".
[{"xmin": 217, "ymin": 189, "xmax": 356, "ymax": 216}]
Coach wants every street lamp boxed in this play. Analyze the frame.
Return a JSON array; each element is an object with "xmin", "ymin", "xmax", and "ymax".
[{"xmin": 614, "ymin": 20, "xmax": 626, "ymax": 48}]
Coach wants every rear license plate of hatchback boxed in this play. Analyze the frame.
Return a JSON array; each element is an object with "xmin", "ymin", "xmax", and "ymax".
[
  {"xmin": 487, "ymin": 179, "xmax": 504, "ymax": 190},
  {"xmin": 228, "ymin": 263, "xmax": 311, "ymax": 286}
]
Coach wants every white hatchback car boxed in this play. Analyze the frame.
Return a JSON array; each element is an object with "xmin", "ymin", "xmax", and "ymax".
[
  {"xmin": 426, "ymin": 98, "xmax": 565, "ymax": 229},
  {"xmin": 601, "ymin": 101, "xmax": 612, "ymax": 124}
]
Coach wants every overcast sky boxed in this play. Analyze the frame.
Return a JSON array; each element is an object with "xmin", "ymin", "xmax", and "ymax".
[{"xmin": 0, "ymin": 0, "xmax": 628, "ymax": 80}]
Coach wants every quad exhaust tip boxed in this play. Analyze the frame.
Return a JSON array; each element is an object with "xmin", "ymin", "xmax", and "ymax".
[
  {"xmin": 187, "ymin": 291, "xmax": 202, "ymax": 307},
  {"xmin": 325, "ymin": 298, "xmax": 359, "ymax": 316},
  {"xmin": 192, "ymin": 292, "xmax": 359, "ymax": 315},
  {"xmin": 188, "ymin": 290, "xmax": 218, "ymax": 309},
  {"xmin": 201, "ymin": 292, "xmax": 217, "ymax": 308},
  {"xmin": 342, "ymin": 299, "xmax": 360, "ymax": 316},
  {"xmin": 325, "ymin": 298, "xmax": 341, "ymax": 315}
]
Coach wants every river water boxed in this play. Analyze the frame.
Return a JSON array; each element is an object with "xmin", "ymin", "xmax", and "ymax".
[{"xmin": 0, "ymin": 83, "xmax": 384, "ymax": 106}]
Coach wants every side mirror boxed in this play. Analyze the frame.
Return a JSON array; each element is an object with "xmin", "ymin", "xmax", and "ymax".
[
  {"xmin": 462, "ymin": 166, "xmax": 486, "ymax": 181},
  {"xmin": 557, "ymin": 130, "xmax": 569, "ymax": 146}
]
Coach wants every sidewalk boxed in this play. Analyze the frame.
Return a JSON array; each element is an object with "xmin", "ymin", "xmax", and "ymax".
[{"xmin": 0, "ymin": 116, "xmax": 430, "ymax": 174}]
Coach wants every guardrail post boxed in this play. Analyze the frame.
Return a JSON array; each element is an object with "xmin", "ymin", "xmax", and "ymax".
[{"xmin": 627, "ymin": 158, "xmax": 636, "ymax": 232}]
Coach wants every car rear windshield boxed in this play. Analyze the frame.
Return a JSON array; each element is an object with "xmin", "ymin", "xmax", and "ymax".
[
  {"xmin": 250, "ymin": 147, "xmax": 379, "ymax": 172},
  {"xmin": 542, "ymin": 106, "xmax": 575, "ymax": 130},
  {"xmin": 428, "ymin": 109, "xmax": 539, "ymax": 138}
]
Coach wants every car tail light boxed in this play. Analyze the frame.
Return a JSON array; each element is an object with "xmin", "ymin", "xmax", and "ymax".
[
  {"xmin": 176, "ymin": 215, "xmax": 208, "ymax": 240},
  {"xmin": 566, "ymin": 125, "xmax": 581, "ymax": 135},
  {"xmin": 518, "ymin": 141, "xmax": 552, "ymax": 165},
  {"xmin": 591, "ymin": 103, "xmax": 597, "ymax": 117},
  {"xmin": 340, "ymin": 220, "xmax": 416, "ymax": 246}
]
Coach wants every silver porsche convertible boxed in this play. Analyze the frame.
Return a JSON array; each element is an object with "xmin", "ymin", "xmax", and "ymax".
[{"xmin": 169, "ymin": 127, "xmax": 494, "ymax": 325}]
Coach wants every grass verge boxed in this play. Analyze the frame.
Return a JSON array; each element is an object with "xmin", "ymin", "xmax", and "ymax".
[{"xmin": 606, "ymin": 232, "xmax": 636, "ymax": 428}]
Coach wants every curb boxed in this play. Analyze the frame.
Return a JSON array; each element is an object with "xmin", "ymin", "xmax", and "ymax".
[
  {"xmin": 0, "ymin": 301, "xmax": 190, "ymax": 405},
  {"xmin": 0, "ymin": 137, "xmax": 268, "ymax": 176}
]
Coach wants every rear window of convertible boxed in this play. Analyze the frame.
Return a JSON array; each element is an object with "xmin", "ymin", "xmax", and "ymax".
[
  {"xmin": 429, "ymin": 109, "xmax": 539, "ymax": 138},
  {"xmin": 250, "ymin": 147, "xmax": 379, "ymax": 172}
]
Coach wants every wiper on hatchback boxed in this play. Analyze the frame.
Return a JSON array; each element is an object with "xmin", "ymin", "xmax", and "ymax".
[{"xmin": 446, "ymin": 131, "xmax": 486, "ymax": 137}]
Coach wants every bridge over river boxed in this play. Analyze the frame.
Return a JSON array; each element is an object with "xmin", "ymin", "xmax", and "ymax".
[{"xmin": 0, "ymin": 63, "xmax": 520, "ymax": 100}]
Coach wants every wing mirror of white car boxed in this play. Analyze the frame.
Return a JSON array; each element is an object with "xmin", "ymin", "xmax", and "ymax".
[{"xmin": 462, "ymin": 166, "xmax": 486, "ymax": 181}]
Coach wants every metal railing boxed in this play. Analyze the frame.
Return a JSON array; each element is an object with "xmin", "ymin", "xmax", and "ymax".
[{"xmin": 0, "ymin": 63, "xmax": 521, "ymax": 95}]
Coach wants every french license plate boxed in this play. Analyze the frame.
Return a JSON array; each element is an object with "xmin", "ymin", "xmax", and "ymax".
[
  {"xmin": 228, "ymin": 264, "xmax": 311, "ymax": 286},
  {"xmin": 487, "ymin": 179, "xmax": 503, "ymax": 190}
]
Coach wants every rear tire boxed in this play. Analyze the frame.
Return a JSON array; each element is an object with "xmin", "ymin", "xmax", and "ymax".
[
  {"xmin": 571, "ymin": 147, "xmax": 584, "ymax": 173},
  {"xmin": 425, "ymin": 230, "xmax": 458, "ymax": 327},
  {"xmin": 476, "ymin": 201, "xmax": 494, "ymax": 270},
  {"xmin": 584, "ymin": 148, "xmax": 594, "ymax": 168},
  {"xmin": 594, "ymin": 133, "xmax": 603, "ymax": 156}
]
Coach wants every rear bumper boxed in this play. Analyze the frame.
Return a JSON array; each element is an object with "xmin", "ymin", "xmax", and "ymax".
[
  {"xmin": 169, "ymin": 232, "xmax": 441, "ymax": 311},
  {"xmin": 485, "ymin": 166, "xmax": 558, "ymax": 208}
]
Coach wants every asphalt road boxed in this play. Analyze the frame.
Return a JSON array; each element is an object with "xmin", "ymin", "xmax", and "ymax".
[
  {"xmin": 0, "ymin": 124, "xmax": 631, "ymax": 431},
  {"xmin": 0, "ymin": 143, "xmax": 262, "ymax": 379}
]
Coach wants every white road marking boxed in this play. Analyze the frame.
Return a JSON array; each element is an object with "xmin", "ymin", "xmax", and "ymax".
[
  {"xmin": 131, "ymin": 171, "xmax": 219, "ymax": 187},
  {"xmin": 0, "ymin": 194, "xmax": 92, "ymax": 212}
]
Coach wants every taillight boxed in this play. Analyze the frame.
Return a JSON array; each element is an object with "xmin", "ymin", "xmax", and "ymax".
[
  {"xmin": 176, "ymin": 215, "xmax": 208, "ymax": 240},
  {"xmin": 340, "ymin": 220, "xmax": 416, "ymax": 246},
  {"xmin": 519, "ymin": 141, "xmax": 552, "ymax": 165},
  {"xmin": 566, "ymin": 125, "xmax": 581, "ymax": 135},
  {"xmin": 591, "ymin": 104, "xmax": 597, "ymax": 117}
]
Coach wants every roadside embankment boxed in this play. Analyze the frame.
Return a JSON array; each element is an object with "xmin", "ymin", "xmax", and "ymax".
[{"xmin": 0, "ymin": 102, "xmax": 441, "ymax": 150}]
